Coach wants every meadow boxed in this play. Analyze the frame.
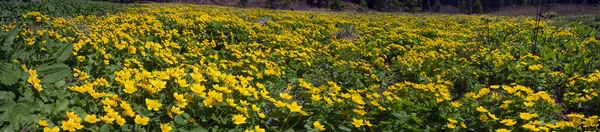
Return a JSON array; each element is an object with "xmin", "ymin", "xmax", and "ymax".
[{"xmin": 1, "ymin": 1, "xmax": 600, "ymax": 132}]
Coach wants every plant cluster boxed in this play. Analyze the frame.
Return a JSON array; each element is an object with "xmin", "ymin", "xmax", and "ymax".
[{"xmin": 1, "ymin": 3, "xmax": 600, "ymax": 132}]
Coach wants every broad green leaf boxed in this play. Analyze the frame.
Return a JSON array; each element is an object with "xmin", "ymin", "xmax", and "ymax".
[
  {"xmin": 410, "ymin": 113, "xmax": 423, "ymax": 126},
  {"xmin": 0, "ymin": 100, "xmax": 16, "ymax": 112},
  {"xmin": 0, "ymin": 62, "xmax": 22, "ymax": 86},
  {"xmin": 188, "ymin": 126, "xmax": 208, "ymax": 132},
  {"xmin": 99, "ymin": 124, "xmax": 110, "ymax": 132},
  {"xmin": 38, "ymin": 64, "xmax": 72, "ymax": 83},
  {"xmin": 337, "ymin": 125, "xmax": 351, "ymax": 132},
  {"xmin": 53, "ymin": 43, "xmax": 73, "ymax": 62},
  {"xmin": 175, "ymin": 114, "xmax": 187, "ymax": 125},
  {"xmin": 17, "ymin": 97, "xmax": 39, "ymax": 112},
  {"xmin": 52, "ymin": 98, "xmax": 69, "ymax": 113},
  {"xmin": 1, "ymin": 24, "xmax": 19, "ymax": 51},
  {"xmin": 0, "ymin": 91, "xmax": 16, "ymax": 100},
  {"xmin": 36, "ymin": 63, "xmax": 70, "ymax": 75}
]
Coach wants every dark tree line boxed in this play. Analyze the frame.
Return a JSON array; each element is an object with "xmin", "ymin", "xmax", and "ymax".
[
  {"xmin": 359, "ymin": 0, "xmax": 598, "ymax": 12},
  {"xmin": 273, "ymin": 0, "xmax": 599, "ymax": 13},
  {"xmin": 82, "ymin": 0, "xmax": 599, "ymax": 13}
]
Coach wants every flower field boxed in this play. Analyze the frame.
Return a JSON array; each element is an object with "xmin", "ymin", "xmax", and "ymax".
[{"xmin": 1, "ymin": 3, "xmax": 600, "ymax": 132}]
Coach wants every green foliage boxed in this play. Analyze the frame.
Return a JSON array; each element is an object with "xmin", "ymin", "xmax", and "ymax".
[
  {"xmin": 473, "ymin": 0, "xmax": 484, "ymax": 13},
  {"xmin": 328, "ymin": 0, "xmax": 344, "ymax": 11},
  {"xmin": 0, "ymin": 9, "xmax": 84, "ymax": 131},
  {"xmin": 0, "ymin": 0, "xmax": 126, "ymax": 25}
]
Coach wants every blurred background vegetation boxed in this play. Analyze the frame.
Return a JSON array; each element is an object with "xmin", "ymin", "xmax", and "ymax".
[{"xmin": 0, "ymin": 0, "xmax": 126, "ymax": 25}]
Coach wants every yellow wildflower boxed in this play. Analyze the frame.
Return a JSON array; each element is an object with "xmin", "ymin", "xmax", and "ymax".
[
  {"xmin": 135, "ymin": 115, "xmax": 150, "ymax": 125},
  {"xmin": 146, "ymin": 98, "xmax": 162, "ymax": 111},
  {"xmin": 232, "ymin": 114, "xmax": 247, "ymax": 125},
  {"xmin": 43, "ymin": 127, "xmax": 60, "ymax": 132},
  {"xmin": 38, "ymin": 120, "xmax": 48, "ymax": 127},
  {"xmin": 85, "ymin": 114, "xmax": 99, "ymax": 123},
  {"xmin": 314, "ymin": 121, "xmax": 326, "ymax": 131},
  {"xmin": 161, "ymin": 123, "xmax": 172, "ymax": 132},
  {"xmin": 351, "ymin": 118, "xmax": 364, "ymax": 128},
  {"xmin": 287, "ymin": 102, "xmax": 302, "ymax": 113},
  {"xmin": 61, "ymin": 119, "xmax": 83, "ymax": 132},
  {"xmin": 280, "ymin": 93, "xmax": 293, "ymax": 100},
  {"xmin": 495, "ymin": 128, "xmax": 511, "ymax": 132},
  {"xmin": 476, "ymin": 106, "xmax": 488, "ymax": 113},
  {"xmin": 451, "ymin": 101, "xmax": 461, "ymax": 108}
]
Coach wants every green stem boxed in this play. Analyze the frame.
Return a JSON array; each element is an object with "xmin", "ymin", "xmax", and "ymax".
[
  {"xmin": 289, "ymin": 115, "xmax": 302, "ymax": 129},
  {"xmin": 280, "ymin": 111, "xmax": 291, "ymax": 131}
]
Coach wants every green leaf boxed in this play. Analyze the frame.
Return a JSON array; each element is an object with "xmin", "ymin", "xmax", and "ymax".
[
  {"xmin": 36, "ymin": 63, "xmax": 70, "ymax": 75},
  {"xmin": 338, "ymin": 125, "xmax": 351, "ymax": 132},
  {"xmin": 410, "ymin": 113, "xmax": 423, "ymax": 126},
  {"xmin": 188, "ymin": 126, "xmax": 208, "ymax": 132},
  {"xmin": 121, "ymin": 124, "xmax": 132, "ymax": 131},
  {"xmin": 0, "ymin": 100, "xmax": 15, "ymax": 113},
  {"xmin": 174, "ymin": 114, "xmax": 187, "ymax": 125},
  {"xmin": 37, "ymin": 64, "xmax": 72, "ymax": 84},
  {"xmin": 1, "ymin": 24, "xmax": 19, "ymax": 51},
  {"xmin": 0, "ymin": 62, "xmax": 23, "ymax": 86},
  {"xmin": 52, "ymin": 98, "xmax": 69, "ymax": 113},
  {"xmin": 53, "ymin": 43, "xmax": 73, "ymax": 62},
  {"xmin": 99, "ymin": 124, "xmax": 110, "ymax": 132},
  {"xmin": 0, "ymin": 91, "xmax": 16, "ymax": 100},
  {"xmin": 17, "ymin": 97, "xmax": 40, "ymax": 112}
]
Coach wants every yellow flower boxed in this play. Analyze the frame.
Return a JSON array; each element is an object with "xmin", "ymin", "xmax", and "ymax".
[
  {"xmin": 447, "ymin": 118, "xmax": 458, "ymax": 123},
  {"xmin": 232, "ymin": 114, "xmax": 247, "ymax": 125},
  {"xmin": 460, "ymin": 122, "xmax": 467, "ymax": 128},
  {"xmin": 227, "ymin": 98, "xmax": 237, "ymax": 107},
  {"xmin": 500, "ymin": 119, "xmax": 517, "ymax": 126},
  {"xmin": 495, "ymin": 128, "xmax": 511, "ymax": 132},
  {"xmin": 101, "ymin": 116, "xmax": 114, "ymax": 124},
  {"xmin": 447, "ymin": 122, "xmax": 456, "ymax": 129},
  {"xmin": 280, "ymin": 93, "xmax": 293, "ymax": 100},
  {"xmin": 351, "ymin": 118, "xmax": 364, "ymax": 128},
  {"xmin": 171, "ymin": 106, "xmax": 184, "ymax": 115},
  {"xmin": 122, "ymin": 80, "xmax": 137, "ymax": 94},
  {"xmin": 287, "ymin": 102, "xmax": 302, "ymax": 113},
  {"xmin": 480, "ymin": 114, "xmax": 488, "ymax": 121},
  {"xmin": 39, "ymin": 120, "xmax": 48, "ymax": 127},
  {"xmin": 252, "ymin": 104, "xmax": 260, "ymax": 112},
  {"xmin": 524, "ymin": 101, "xmax": 534, "ymax": 107},
  {"xmin": 174, "ymin": 92, "xmax": 188, "ymax": 108},
  {"xmin": 43, "ymin": 127, "xmax": 60, "ymax": 132},
  {"xmin": 27, "ymin": 69, "xmax": 42, "ymax": 91},
  {"xmin": 311, "ymin": 94, "xmax": 322, "ymax": 101},
  {"xmin": 146, "ymin": 98, "xmax": 162, "ymax": 111},
  {"xmin": 258, "ymin": 113, "xmax": 266, "ymax": 118},
  {"xmin": 61, "ymin": 119, "xmax": 84, "ymax": 132},
  {"xmin": 116, "ymin": 116, "xmax": 126, "ymax": 126},
  {"xmin": 521, "ymin": 123, "xmax": 539, "ymax": 131},
  {"xmin": 135, "ymin": 115, "xmax": 150, "ymax": 125},
  {"xmin": 528, "ymin": 64, "xmax": 543, "ymax": 71},
  {"xmin": 365, "ymin": 119, "xmax": 373, "ymax": 127},
  {"xmin": 66, "ymin": 111, "xmax": 82, "ymax": 123},
  {"xmin": 476, "ymin": 106, "xmax": 488, "ymax": 113},
  {"xmin": 314, "ymin": 121, "xmax": 326, "ymax": 131},
  {"xmin": 161, "ymin": 123, "xmax": 172, "ymax": 132},
  {"xmin": 487, "ymin": 112, "xmax": 499, "ymax": 120},
  {"xmin": 254, "ymin": 125, "xmax": 265, "ymax": 132},
  {"xmin": 177, "ymin": 78, "xmax": 189, "ymax": 87},
  {"xmin": 490, "ymin": 85, "xmax": 500, "ymax": 89},
  {"xmin": 85, "ymin": 114, "xmax": 99, "ymax": 123},
  {"xmin": 519, "ymin": 113, "xmax": 538, "ymax": 120},
  {"xmin": 274, "ymin": 101, "xmax": 287, "ymax": 108},
  {"xmin": 190, "ymin": 84, "xmax": 206, "ymax": 97},
  {"xmin": 451, "ymin": 101, "xmax": 461, "ymax": 108}
]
